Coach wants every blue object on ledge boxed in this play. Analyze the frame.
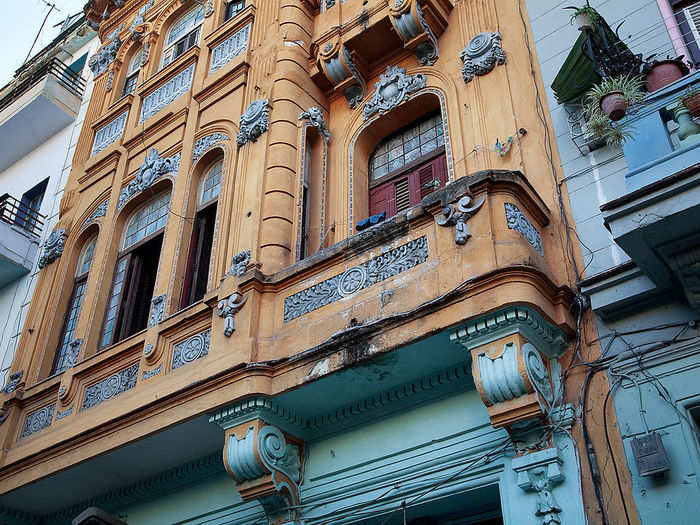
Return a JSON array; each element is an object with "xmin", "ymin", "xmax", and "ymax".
[{"xmin": 356, "ymin": 212, "xmax": 386, "ymax": 231}]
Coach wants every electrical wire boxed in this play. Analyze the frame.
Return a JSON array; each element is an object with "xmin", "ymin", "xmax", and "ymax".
[{"xmin": 24, "ymin": 3, "xmax": 57, "ymax": 64}]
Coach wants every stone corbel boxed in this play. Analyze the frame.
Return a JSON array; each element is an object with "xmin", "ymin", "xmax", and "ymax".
[
  {"xmin": 512, "ymin": 448, "xmax": 565, "ymax": 525},
  {"xmin": 436, "ymin": 195, "xmax": 484, "ymax": 245},
  {"xmin": 220, "ymin": 419, "xmax": 303, "ymax": 524},
  {"xmin": 469, "ymin": 337, "xmax": 554, "ymax": 431},
  {"xmin": 318, "ymin": 42, "xmax": 366, "ymax": 109},
  {"xmin": 389, "ymin": 0, "xmax": 440, "ymax": 65},
  {"xmin": 216, "ymin": 292, "xmax": 248, "ymax": 337}
]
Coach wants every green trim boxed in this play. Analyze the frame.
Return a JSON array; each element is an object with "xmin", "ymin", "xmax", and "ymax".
[{"xmin": 551, "ymin": 32, "xmax": 601, "ymax": 104}]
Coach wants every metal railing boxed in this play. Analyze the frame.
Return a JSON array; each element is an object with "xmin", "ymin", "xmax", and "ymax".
[
  {"xmin": 0, "ymin": 57, "xmax": 86, "ymax": 113},
  {"xmin": 0, "ymin": 194, "xmax": 46, "ymax": 238}
]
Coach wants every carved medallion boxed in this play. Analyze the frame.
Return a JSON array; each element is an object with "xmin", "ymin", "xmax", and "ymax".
[
  {"xmin": 237, "ymin": 100, "xmax": 270, "ymax": 147},
  {"xmin": 38, "ymin": 230, "xmax": 67, "ymax": 269},
  {"xmin": 362, "ymin": 66, "xmax": 426, "ymax": 120},
  {"xmin": 460, "ymin": 32, "xmax": 506, "ymax": 83}
]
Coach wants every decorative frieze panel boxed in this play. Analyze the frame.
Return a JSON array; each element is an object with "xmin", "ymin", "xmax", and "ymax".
[
  {"xmin": 20, "ymin": 404, "xmax": 55, "ymax": 439},
  {"xmin": 299, "ymin": 107, "xmax": 330, "ymax": 143},
  {"xmin": 142, "ymin": 365, "xmax": 162, "ymax": 381},
  {"xmin": 460, "ymin": 32, "xmax": 506, "ymax": 83},
  {"xmin": 284, "ymin": 236, "xmax": 428, "ymax": 322},
  {"xmin": 55, "ymin": 406, "xmax": 73, "ymax": 420},
  {"xmin": 89, "ymin": 38, "xmax": 122, "ymax": 77},
  {"xmin": 210, "ymin": 24, "xmax": 251, "ymax": 73},
  {"xmin": 436, "ymin": 195, "xmax": 485, "ymax": 245},
  {"xmin": 139, "ymin": 64, "xmax": 195, "ymax": 123},
  {"xmin": 192, "ymin": 133, "xmax": 229, "ymax": 162},
  {"xmin": 172, "ymin": 329, "xmax": 210, "ymax": 370},
  {"xmin": 38, "ymin": 230, "xmax": 67, "ymax": 269},
  {"xmin": 237, "ymin": 99, "xmax": 270, "ymax": 147},
  {"xmin": 505, "ymin": 203, "xmax": 543, "ymax": 256},
  {"xmin": 91, "ymin": 111, "xmax": 128, "ymax": 156},
  {"xmin": 118, "ymin": 149, "xmax": 180, "ymax": 209},
  {"xmin": 362, "ymin": 65, "xmax": 426, "ymax": 120},
  {"xmin": 82, "ymin": 363, "xmax": 139, "ymax": 410},
  {"xmin": 82, "ymin": 199, "xmax": 109, "ymax": 229}
]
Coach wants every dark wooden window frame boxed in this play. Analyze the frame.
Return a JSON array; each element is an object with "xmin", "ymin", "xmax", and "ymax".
[
  {"xmin": 180, "ymin": 197, "xmax": 218, "ymax": 309},
  {"xmin": 100, "ymin": 228, "xmax": 164, "ymax": 348},
  {"xmin": 52, "ymin": 272, "xmax": 89, "ymax": 374}
]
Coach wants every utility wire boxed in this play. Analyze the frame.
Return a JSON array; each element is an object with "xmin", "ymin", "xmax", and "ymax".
[{"xmin": 24, "ymin": 3, "xmax": 57, "ymax": 64}]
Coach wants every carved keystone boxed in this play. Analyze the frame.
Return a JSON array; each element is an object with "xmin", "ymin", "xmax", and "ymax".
[
  {"xmin": 512, "ymin": 448, "xmax": 565, "ymax": 525},
  {"xmin": 219, "ymin": 419, "xmax": 303, "ymax": 524}
]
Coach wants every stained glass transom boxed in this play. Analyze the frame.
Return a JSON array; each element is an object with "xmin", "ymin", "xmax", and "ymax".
[
  {"xmin": 123, "ymin": 191, "xmax": 170, "ymax": 249},
  {"xmin": 200, "ymin": 160, "xmax": 223, "ymax": 205},
  {"xmin": 78, "ymin": 236, "xmax": 97, "ymax": 276},
  {"xmin": 167, "ymin": 6, "xmax": 204, "ymax": 45},
  {"xmin": 369, "ymin": 114, "xmax": 444, "ymax": 180}
]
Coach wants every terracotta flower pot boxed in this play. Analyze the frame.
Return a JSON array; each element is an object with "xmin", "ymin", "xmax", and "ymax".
[
  {"xmin": 645, "ymin": 60, "xmax": 687, "ymax": 92},
  {"xmin": 682, "ymin": 93, "xmax": 700, "ymax": 117},
  {"xmin": 599, "ymin": 91, "xmax": 627, "ymax": 121}
]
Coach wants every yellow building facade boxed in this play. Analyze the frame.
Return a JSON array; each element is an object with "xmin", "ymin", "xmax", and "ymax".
[{"xmin": 0, "ymin": 1, "xmax": 637, "ymax": 524}]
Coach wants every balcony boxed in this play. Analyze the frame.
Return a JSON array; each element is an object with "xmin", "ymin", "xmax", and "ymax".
[
  {"xmin": 0, "ymin": 194, "xmax": 45, "ymax": 287},
  {"xmin": 622, "ymin": 71, "xmax": 700, "ymax": 191},
  {"xmin": 0, "ymin": 58, "xmax": 86, "ymax": 172}
]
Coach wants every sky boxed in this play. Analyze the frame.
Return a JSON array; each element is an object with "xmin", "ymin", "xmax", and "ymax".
[{"xmin": 0, "ymin": 0, "xmax": 89, "ymax": 87}]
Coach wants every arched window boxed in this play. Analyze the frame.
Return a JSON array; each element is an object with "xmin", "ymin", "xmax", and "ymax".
[
  {"xmin": 100, "ymin": 190, "xmax": 170, "ymax": 348},
  {"xmin": 52, "ymin": 235, "xmax": 97, "ymax": 374},
  {"xmin": 161, "ymin": 6, "xmax": 205, "ymax": 68},
  {"xmin": 368, "ymin": 113, "xmax": 447, "ymax": 220},
  {"xmin": 122, "ymin": 49, "xmax": 142, "ymax": 96},
  {"xmin": 181, "ymin": 159, "xmax": 221, "ymax": 308}
]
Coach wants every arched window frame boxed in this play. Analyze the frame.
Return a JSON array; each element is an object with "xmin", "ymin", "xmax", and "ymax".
[
  {"xmin": 161, "ymin": 5, "xmax": 205, "ymax": 69},
  {"xmin": 100, "ymin": 189, "xmax": 171, "ymax": 348},
  {"xmin": 181, "ymin": 158, "xmax": 223, "ymax": 308},
  {"xmin": 52, "ymin": 234, "xmax": 98, "ymax": 374},
  {"xmin": 122, "ymin": 48, "xmax": 142, "ymax": 96}
]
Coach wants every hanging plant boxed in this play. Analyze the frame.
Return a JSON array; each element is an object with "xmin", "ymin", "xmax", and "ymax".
[
  {"xmin": 584, "ymin": 74, "xmax": 645, "ymax": 121},
  {"xmin": 680, "ymin": 85, "xmax": 700, "ymax": 117},
  {"xmin": 564, "ymin": 3, "xmax": 599, "ymax": 31},
  {"xmin": 641, "ymin": 54, "xmax": 690, "ymax": 92}
]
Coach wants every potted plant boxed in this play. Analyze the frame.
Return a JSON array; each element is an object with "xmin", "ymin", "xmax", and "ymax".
[
  {"xmin": 565, "ymin": 3, "xmax": 598, "ymax": 31},
  {"xmin": 584, "ymin": 111, "xmax": 634, "ymax": 149},
  {"xmin": 681, "ymin": 85, "xmax": 700, "ymax": 117},
  {"xmin": 584, "ymin": 74, "xmax": 645, "ymax": 122},
  {"xmin": 642, "ymin": 55, "xmax": 690, "ymax": 92}
]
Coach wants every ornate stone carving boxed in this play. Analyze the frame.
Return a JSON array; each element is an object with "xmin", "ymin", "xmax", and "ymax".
[
  {"xmin": 104, "ymin": 24, "xmax": 124, "ymax": 42},
  {"xmin": 436, "ymin": 196, "xmax": 485, "ymax": 245},
  {"xmin": 362, "ymin": 65, "xmax": 426, "ymax": 120},
  {"xmin": 318, "ymin": 43, "xmax": 366, "ymax": 110},
  {"xmin": 299, "ymin": 107, "xmax": 330, "ymax": 143},
  {"xmin": 193, "ymin": 133, "xmax": 229, "ymax": 162},
  {"xmin": 237, "ymin": 99, "xmax": 270, "ymax": 147},
  {"xmin": 118, "ymin": 149, "xmax": 180, "ymax": 209},
  {"xmin": 344, "ymin": 84, "xmax": 363, "ymax": 109},
  {"xmin": 65, "ymin": 339, "xmax": 82, "ymax": 369},
  {"xmin": 389, "ymin": 0, "xmax": 439, "ymax": 66},
  {"xmin": 3, "ymin": 371, "xmax": 23, "ymax": 393},
  {"xmin": 284, "ymin": 236, "xmax": 428, "ymax": 322},
  {"xmin": 149, "ymin": 294, "xmax": 166, "ymax": 327},
  {"xmin": 512, "ymin": 448, "xmax": 565, "ymax": 525},
  {"xmin": 217, "ymin": 293, "xmax": 248, "ymax": 337},
  {"xmin": 106, "ymin": 70, "xmax": 114, "ymax": 91},
  {"xmin": 91, "ymin": 110, "xmax": 128, "ymax": 156},
  {"xmin": 505, "ymin": 203, "xmax": 543, "ymax": 256},
  {"xmin": 55, "ymin": 406, "xmax": 73, "ymax": 420},
  {"xmin": 228, "ymin": 250, "xmax": 251, "ymax": 276},
  {"xmin": 210, "ymin": 24, "xmax": 251, "ymax": 73},
  {"xmin": 142, "ymin": 365, "xmax": 162, "ymax": 380},
  {"xmin": 20, "ymin": 404, "xmax": 55, "ymax": 438},
  {"xmin": 82, "ymin": 363, "xmax": 139, "ymax": 410},
  {"xmin": 523, "ymin": 343, "xmax": 554, "ymax": 404},
  {"xmin": 460, "ymin": 32, "xmax": 505, "ymax": 83},
  {"xmin": 129, "ymin": 0, "xmax": 153, "ymax": 37},
  {"xmin": 476, "ymin": 342, "xmax": 528, "ymax": 405},
  {"xmin": 172, "ymin": 329, "xmax": 210, "ymax": 370},
  {"xmin": 144, "ymin": 344, "xmax": 153, "ymax": 357},
  {"xmin": 38, "ymin": 230, "xmax": 67, "ymax": 269},
  {"xmin": 325, "ymin": 0, "xmax": 336, "ymax": 8},
  {"xmin": 82, "ymin": 199, "xmax": 109, "ymax": 229},
  {"xmin": 88, "ymin": 38, "xmax": 122, "ymax": 76},
  {"xmin": 139, "ymin": 64, "xmax": 194, "ymax": 122},
  {"xmin": 220, "ymin": 422, "xmax": 303, "ymax": 523}
]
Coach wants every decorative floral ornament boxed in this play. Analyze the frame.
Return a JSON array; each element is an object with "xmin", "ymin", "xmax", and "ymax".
[
  {"xmin": 299, "ymin": 107, "xmax": 330, "ymax": 142},
  {"xmin": 460, "ymin": 32, "xmax": 506, "ymax": 83},
  {"xmin": 38, "ymin": 230, "xmax": 68, "ymax": 269},
  {"xmin": 237, "ymin": 100, "xmax": 271, "ymax": 147},
  {"xmin": 362, "ymin": 65, "xmax": 426, "ymax": 120}
]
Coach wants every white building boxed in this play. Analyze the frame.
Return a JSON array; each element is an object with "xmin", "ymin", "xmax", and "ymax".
[{"xmin": 0, "ymin": 15, "xmax": 98, "ymax": 389}]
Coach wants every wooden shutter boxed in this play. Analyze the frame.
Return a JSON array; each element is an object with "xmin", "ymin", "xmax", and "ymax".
[
  {"xmin": 416, "ymin": 154, "xmax": 448, "ymax": 201},
  {"xmin": 369, "ymin": 181, "xmax": 395, "ymax": 217}
]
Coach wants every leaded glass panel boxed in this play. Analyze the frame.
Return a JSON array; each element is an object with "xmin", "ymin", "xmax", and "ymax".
[{"xmin": 123, "ymin": 191, "xmax": 170, "ymax": 249}]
